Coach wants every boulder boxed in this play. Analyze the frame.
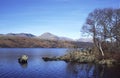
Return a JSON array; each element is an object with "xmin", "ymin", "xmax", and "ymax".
[
  {"xmin": 18, "ymin": 55, "xmax": 28, "ymax": 63},
  {"xmin": 42, "ymin": 56, "xmax": 59, "ymax": 61}
]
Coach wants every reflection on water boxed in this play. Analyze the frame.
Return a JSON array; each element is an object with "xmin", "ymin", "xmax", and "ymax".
[
  {"xmin": 0, "ymin": 48, "xmax": 120, "ymax": 78},
  {"xmin": 18, "ymin": 62, "xmax": 28, "ymax": 68},
  {"xmin": 66, "ymin": 63, "xmax": 120, "ymax": 78},
  {"xmin": 66, "ymin": 63, "xmax": 96, "ymax": 78}
]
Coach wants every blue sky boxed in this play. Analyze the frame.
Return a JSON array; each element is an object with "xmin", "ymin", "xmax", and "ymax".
[{"xmin": 0, "ymin": 0, "xmax": 119, "ymax": 39}]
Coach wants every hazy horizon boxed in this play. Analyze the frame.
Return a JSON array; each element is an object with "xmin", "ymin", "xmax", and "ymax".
[{"xmin": 0, "ymin": 0, "xmax": 119, "ymax": 39}]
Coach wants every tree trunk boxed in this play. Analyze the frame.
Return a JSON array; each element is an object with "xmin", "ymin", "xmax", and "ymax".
[
  {"xmin": 99, "ymin": 43, "xmax": 104, "ymax": 57},
  {"xmin": 94, "ymin": 38, "xmax": 105, "ymax": 57}
]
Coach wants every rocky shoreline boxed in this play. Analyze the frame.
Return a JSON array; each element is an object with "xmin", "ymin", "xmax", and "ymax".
[{"xmin": 42, "ymin": 49, "xmax": 118, "ymax": 66}]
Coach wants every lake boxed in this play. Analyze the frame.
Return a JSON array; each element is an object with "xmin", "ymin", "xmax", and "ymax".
[{"xmin": 0, "ymin": 48, "xmax": 120, "ymax": 78}]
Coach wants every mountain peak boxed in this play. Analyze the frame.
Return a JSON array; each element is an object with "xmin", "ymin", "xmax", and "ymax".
[
  {"xmin": 41, "ymin": 32, "xmax": 55, "ymax": 36},
  {"xmin": 39, "ymin": 32, "xmax": 73, "ymax": 41},
  {"xmin": 39, "ymin": 32, "xmax": 59, "ymax": 40}
]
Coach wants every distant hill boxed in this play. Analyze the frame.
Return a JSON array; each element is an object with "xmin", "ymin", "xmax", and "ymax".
[
  {"xmin": 0, "ymin": 36, "xmax": 74, "ymax": 48},
  {"xmin": 39, "ymin": 32, "xmax": 73, "ymax": 41},
  {"xmin": 0, "ymin": 32, "xmax": 93, "ymax": 48},
  {"xmin": 74, "ymin": 41, "xmax": 93, "ymax": 48},
  {"xmin": 6, "ymin": 33, "xmax": 36, "ymax": 38},
  {"xmin": 0, "ymin": 33, "xmax": 36, "ymax": 38}
]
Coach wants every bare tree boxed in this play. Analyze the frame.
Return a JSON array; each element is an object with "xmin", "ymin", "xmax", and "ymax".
[
  {"xmin": 82, "ymin": 8, "xmax": 120, "ymax": 57},
  {"xmin": 82, "ymin": 9, "xmax": 105, "ymax": 57}
]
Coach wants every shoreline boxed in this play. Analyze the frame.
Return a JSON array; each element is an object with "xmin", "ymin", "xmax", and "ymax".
[{"xmin": 42, "ymin": 50, "xmax": 119, "ymax": 66}]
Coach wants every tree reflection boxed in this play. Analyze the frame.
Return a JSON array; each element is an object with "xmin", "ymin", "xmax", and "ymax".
[
  {"xmin": 66, "ymin": 63, "xmax": 98, "ymax": 78},
  {"xmin": 65, "ymin": 63, "xmax": 120, "ymax": 78}
]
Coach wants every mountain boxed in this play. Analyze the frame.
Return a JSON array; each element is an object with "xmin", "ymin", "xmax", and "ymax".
[
  {"xmin": 0, "ymin": 32, "xmax": 93, "ymax": 48},
  {"xmin": 39, "ymin": 32, "xmax": 73, "ymax": 41},
  {"xmin": 0, "ymin": 34, "xmax": 4, "ymax": 36},
  {"xmin": 5, "ymin": 33, "xmax": 36, "ymax": 38},
  {"xmin": 0, "ymin": 32, "xmax": 92, "ymax": 42},
  {"xmin": 0, "ymin": 35, "xmax": 75, "ymax": 48},
  {"xmin": 39, "ymin": 32, "xmax": 59, "ymax": 40}
]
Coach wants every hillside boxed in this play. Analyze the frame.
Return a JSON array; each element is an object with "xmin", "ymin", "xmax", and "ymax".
[
  {"xmin": 0, "ymin": 33, "xmax": 93, "ymax": 48},
  {"xmin": 0, "ymin": 36, "xmax": 75, "ymax": 48},
  {"xmin": 5, "ymin": 33, "xmax": 36, "ymax": 38}
]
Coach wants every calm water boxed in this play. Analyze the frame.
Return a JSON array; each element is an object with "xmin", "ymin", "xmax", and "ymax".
[{"xmin": 0, "ymin": 48, "xmax": 120, "ymax": 78}]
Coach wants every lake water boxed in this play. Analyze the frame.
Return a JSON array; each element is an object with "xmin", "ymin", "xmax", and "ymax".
[{"xmin": 0, "ymin": 48, "xmax": 120, "ymax": 78}]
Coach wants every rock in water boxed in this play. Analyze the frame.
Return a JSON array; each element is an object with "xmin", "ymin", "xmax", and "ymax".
[{"xmin": 18, "ymin": 55, "xmax": 28, "ymax": 63}]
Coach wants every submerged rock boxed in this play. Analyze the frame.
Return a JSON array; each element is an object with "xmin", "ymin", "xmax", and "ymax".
[
  {"xmin": 42, "ymin": 57, "xmax": 59, "ymax": 61},
  {"xmin": 18, "ymin": 55, "xmax": 28, "ymax": 63}
]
